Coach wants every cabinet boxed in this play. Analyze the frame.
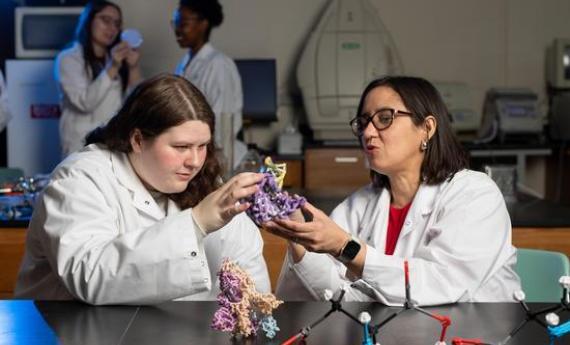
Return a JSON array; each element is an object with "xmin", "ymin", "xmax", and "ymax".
[
  {"xmin": 512, "ymin": 227, "xmax": 570, "ymax": 258},
  {"xmin": 260, "ymin": 230, "xmax": 287, "ymax": 291},
  {"xmin": 276, "ymin": 158, "xmax": 303, "ymax": 189},
  {"xmin": 0, "ymin": 227, "xmax": 289, "ymax": 296},
  {"xmin": 1, "ymin": 226, "xmax": 570, "ymax": 297},
  {"xmin": 0, "ymin": 228, "xmax": 26, "ymax": 298},
  {"xmin": 304, "ymin": 148, "xmax": 370, "ymax": 190}
]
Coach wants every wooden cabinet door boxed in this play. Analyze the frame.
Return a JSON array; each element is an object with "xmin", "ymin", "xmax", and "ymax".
[
  {"xmin": 304, "ymin": 148, "xmax": 370, "ymax": 190},
  {"xmin": 0, "ymin": 228, "xmax": 26, "ymax": 298}
]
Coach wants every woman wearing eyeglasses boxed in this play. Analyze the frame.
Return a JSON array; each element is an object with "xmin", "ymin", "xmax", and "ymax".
[
  {"xmin": 172, "ymin": 0, "xmax": 246, "ymax": 169},
  {"xmin": 265, "ymin": 76, "xmax": 521, "ymax": 306},
  {"xmin": 55, "ymin": 1, "xmax": 142, "ymax": 157},
  {"xmin": 15, "ymin": 74, "xmax": 270, "ymax": 305}
]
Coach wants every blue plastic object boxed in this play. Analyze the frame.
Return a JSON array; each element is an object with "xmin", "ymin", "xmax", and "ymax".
[{"xmin": 548, "ymin": 320, "xmax": 570, "ymax": 345}]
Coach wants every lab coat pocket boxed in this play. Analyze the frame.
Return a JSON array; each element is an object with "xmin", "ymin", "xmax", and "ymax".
[{"xmin": 424, "ymin": 226, "xmax": 442, "ymax": 246}]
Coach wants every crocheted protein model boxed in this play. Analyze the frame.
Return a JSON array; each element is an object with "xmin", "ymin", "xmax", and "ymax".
[
  {"xmin": 211, "ymin": 258, "xmax": 283, "ymax": 338},
  {"xmin": 244, "ymin": 157, "xmax": 306, "ymax": 226}
]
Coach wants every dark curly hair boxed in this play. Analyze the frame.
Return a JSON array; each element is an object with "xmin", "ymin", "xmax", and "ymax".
[
  {"xmin": 87, "ymin": 74, "xmax": 222, "ymax": 209},
  {"xmin": 355, "ymin": 76, "xmax": 469, "ymax": 189},
  {"xmin": 179, "ymin": 0, "xmax": 223, "ymax": 39}
]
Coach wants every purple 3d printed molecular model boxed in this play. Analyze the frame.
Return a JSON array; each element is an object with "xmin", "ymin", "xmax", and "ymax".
[{"xmin": 243, "ymin": 171, "xmax": 305, "ymax": 226}]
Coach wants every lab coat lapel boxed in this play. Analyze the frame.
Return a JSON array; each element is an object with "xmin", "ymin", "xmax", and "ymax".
[
  {"xmin": 110, "ymin": 151, "xmax": 166, "ymax": 221},
  {"xmin": 393, "ymin": 183, "xmax": 438, "ymax": 255},
  {"xmin": 185, "ymin": 43, "xmax": 215, "ymax": 82},
  {"xmin": 359, "ymin": 188, "xmax": 390, "ymax": 253}
]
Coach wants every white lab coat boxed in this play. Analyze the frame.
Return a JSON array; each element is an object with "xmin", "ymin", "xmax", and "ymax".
[
  {"xmin": 0, "ymin": 71, "xmax": 11, "ymax": 132},
  {"xmin": 55, "ymin": 43, "xmax": 123, "ymax": 157},
  {"xmin": 175, "ymin": 43, "xmax": 246, "ymax": 167},
  {"xmin": 15, "ymin": 144, "xmax": 270, "ymax": 305},
  {"xmin": 276, "ymin": 169, "xmax": 521, "ymax": 306}
]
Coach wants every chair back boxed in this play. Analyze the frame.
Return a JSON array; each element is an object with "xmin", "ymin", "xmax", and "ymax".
[{"xmin": 515, "ymin": 248, "xmax": 570, "ymax": 302}]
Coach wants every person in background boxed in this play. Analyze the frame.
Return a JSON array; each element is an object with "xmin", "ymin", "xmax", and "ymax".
[
  {"xmin": 265, "ymin": 76, "xmax": 521, "ymax": 306},
  {"xmin": 0, "ymin": 70, "xmax": 11, "ymax": 132},
  {"xmin": 15, "ymin": 74, "xmax": 270, "ymax": 305},
  {"xmin": 55, "ymin": 0, "xmax": 142, "ymax": 157},
  {"xmin": 172, "ymin": 0, "xmax": 246, "ymax": 170}
]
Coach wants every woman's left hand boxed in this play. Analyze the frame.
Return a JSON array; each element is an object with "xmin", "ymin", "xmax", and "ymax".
[
  {"xmin": 192, "ymin": 172, "xmax": 264, "ymax": 234},
  {"xmin": 263, "ymin": 201, "xmax": 350, "ymax": 256}
]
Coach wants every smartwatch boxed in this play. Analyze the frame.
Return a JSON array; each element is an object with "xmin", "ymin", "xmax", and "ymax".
[{"xmin": 337, "ymin": 235, "xmax": 361, "ymax": 264}]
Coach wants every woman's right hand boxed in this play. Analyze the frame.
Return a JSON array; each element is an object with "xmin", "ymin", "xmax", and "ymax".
[
  {"xmin": 110, "ymin": 41, "xmax": 130, "ymax": 67},
  {"xmin": 264, "ymin": 208, "xmax": 308, "ymax": 263},
  {"xmin": 106, "ymin": 42, "xmax": 130, "ymax": 80},
  {"xmin": 263, "ymin": 202, "xmax": 350, "ymax": 259},
  {"xmin": 191, "ymin": 172, "xmax": 264, "ymax": 234}
]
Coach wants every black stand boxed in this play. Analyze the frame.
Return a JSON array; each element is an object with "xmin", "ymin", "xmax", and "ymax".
[
  {"xmin": 452, "ymin": 278, "xmax": 570, "ymax": 345},
  {"xmin": 279, "ymin": 287, "xmax": 370, "ymax": 345},
  {"xmin": 370, "ymin": 260, "xmax": 451, "ymax": 345}
]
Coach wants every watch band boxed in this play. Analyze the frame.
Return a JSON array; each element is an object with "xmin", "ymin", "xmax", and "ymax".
[{"xmin": 337, "ymin": 235, "xmax": 361, "ymax": 264}]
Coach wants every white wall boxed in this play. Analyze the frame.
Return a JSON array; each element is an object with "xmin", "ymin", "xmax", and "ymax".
[
  {"xmin": 116, "ymin": 0, "xmax": 330, "ymax": 148},
  {"xmin": 116, "ymin": 0, "xmax": 570, "ymax": 193}
]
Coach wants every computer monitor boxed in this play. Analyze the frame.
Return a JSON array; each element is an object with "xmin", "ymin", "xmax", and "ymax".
[
  {"xmin": 546, "ymin": 38, "xmax": 570, "ymax": 89},
  {"xmin": 15, "ymin": 7, "xmax": 83, "ymax": 58},
  {"xmin": 234, "ymin": 59, "xmax": 277, "ymax": 123}
]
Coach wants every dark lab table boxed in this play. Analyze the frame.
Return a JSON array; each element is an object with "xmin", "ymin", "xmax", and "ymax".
[{"xmin": 0, "ymin": 300, "xmax": 566, "ymax": 344}]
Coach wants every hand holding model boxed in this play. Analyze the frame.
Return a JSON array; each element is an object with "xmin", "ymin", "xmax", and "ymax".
[{"xmin": 192, "ymin": 172, "xmax": 263, "ymax": 234}]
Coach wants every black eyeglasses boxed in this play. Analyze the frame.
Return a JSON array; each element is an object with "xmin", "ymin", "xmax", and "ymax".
[
  {"xmin": 96, "ymin": 14, "xmax": 122, "ymax": 29},
  {"xmin": 170, "ymin": 16, "xmax": 203, "ymax": 30},
  {"xmin": 349, "ymin": 108, "xmax": 414, "ymax": 136}
]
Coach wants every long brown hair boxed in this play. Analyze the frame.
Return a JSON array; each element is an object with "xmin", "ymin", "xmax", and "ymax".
[
  {"xmin": 74, "ymin": 1, "xmax": 128, "ymax": 90},
  {"xmin": 355, "ymin": 76, "xmax": 469, "ymax": 189},
  {"xmin": 90, "ymin": 74, "xmax": 222, "ymax": 209}
]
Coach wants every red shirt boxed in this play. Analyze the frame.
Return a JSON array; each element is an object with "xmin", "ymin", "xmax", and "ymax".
[{"xmin": 385, "ymin": 202, "xmax": 412, "ymax": 255}]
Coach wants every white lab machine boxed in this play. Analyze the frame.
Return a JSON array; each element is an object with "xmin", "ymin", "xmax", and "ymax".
[
  {"xmin": 277, "ymin": 125, "xmax": 303, "ymax": 155},
  {"xmin": 477, "ymin": 88, "xmax": 542, "ymax": 143},
  {"xmin": 546, "ymin": 38, "xmax": 570, "ymax": 89},
  {"xmin": 433, "ymin": 81, "xmax": 480, "ymax": 133},
  {"xmin": 297, "ymin": 0, "xmax": 403, "ymax": 141},
  {"xmin": 15, "ymin": 7, "xmax": 83, "ymax": 58},
  {"xmin": 6, "ymin": 60, "xmax": 62, "ymax": 176}
]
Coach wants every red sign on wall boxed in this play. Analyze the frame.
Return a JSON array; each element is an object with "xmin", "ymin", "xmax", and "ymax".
[{"xmin": 30, "ymin": 104, "xmax": 61, "ymax": 119}]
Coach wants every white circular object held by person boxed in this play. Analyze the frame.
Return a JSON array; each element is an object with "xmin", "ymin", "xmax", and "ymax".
[{"xmin": 121, "ymin": 29, "xmax": 143, "ymax": 48}]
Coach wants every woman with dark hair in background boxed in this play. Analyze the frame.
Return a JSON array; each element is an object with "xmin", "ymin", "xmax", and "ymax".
[
  {"xmin": 15, "ymin": 74, "xmax": 270, "ymax": 305},
  {"xmin": 266, "ymin": 76, "xmax": 521, "ymax": 306},
  {"xmin": 55, "ymin": 0, "xmax": 142, "ymax": 157},
  {"xmin": 173, "ymin": 0, "xmax": 246, "ymax": 169}
]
